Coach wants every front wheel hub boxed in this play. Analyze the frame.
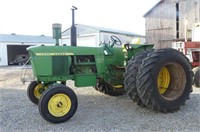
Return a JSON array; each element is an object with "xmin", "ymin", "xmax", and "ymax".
[
  {"xmin": 34, "ymin": 83, "xmax": 45, "ymax": 99},
  {"xmin": 157, "ymin": 63, "xmax": 186, "ymax": 100},
  {"xmin": 157, "ymin": 66, "xmax": 170, "ymax": 94},
  {"xmin": 48, "ymin": 94, "xmax": 72, "ymax": 117}
]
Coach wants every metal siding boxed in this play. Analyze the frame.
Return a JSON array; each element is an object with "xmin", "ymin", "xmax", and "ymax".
[
  {"xmin": 77, "ymin": 35, "xmax": 96, "ymax": 47},
  {"xmin": 62, "ymin": 25, "xmax": 145, "ymax": 47},
  {"xmin": 62, "ymin": 35, "xmax": 96, "ymax": 47},
  {"xmin": 145, "ymin": 0, "xmax": 200, "ymax": 49},
  {"xmin": 0, "ymin": 43, "xmax": 8, "ymax": 66},
  {"xmin": 61, "ymin": 38, "xmax": 70, "ymax": 46},
  {"xmin": 0, "ymin": 34, "xmax": 55, "ymax": 43},
  {"xmin": 62, "ymin": 24, "xmax": 144, "ymax": 38}
]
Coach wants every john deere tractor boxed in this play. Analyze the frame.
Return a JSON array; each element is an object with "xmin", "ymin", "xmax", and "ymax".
[{"xmin": 23, "ymin": 23, "xmax": 193, "ymax": 124}]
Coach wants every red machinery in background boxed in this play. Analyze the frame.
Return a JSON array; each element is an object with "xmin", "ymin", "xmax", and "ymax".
[{"xmin": 172, "ymin": 22, "xmax": 200, "ymax": 87}]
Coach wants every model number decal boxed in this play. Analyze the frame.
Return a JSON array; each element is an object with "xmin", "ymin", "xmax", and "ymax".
[{"xmin": 35, "ymin": 53, "xmax": 74, "ymax": 56}]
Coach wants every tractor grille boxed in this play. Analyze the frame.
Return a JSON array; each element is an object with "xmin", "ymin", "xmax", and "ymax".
[{"xmin": 52, "ymin": 56, "xmax": 69, "ymax": 75}]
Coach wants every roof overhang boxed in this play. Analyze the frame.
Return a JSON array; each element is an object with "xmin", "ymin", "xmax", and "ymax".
[{"xmin": 143, "ymin": 0, "xmax": 164, "ymax": 17}]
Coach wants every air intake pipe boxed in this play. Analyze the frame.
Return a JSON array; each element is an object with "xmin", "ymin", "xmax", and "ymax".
[{"xmin": 52, "ymin": 23, "xmax": 62, "ymax": 45}]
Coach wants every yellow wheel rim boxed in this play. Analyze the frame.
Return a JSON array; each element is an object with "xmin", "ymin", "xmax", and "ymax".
[
  {"xmin": 157, "ymin": 66, "xmax": 170, "ymax": 94},
  {"xmin": 48, "ymin": 94, "xmax": 71, "ymax": 117},
  {"xmin": 34, "ymin": 83, "xmax": 47, "ymax": 99},
  {"xmin": 113, "ymin": 85, "xmax": 123, "ymax": 89}
]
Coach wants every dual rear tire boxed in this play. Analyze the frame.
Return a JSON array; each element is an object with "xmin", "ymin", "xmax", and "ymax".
[
  {"xmin": 124, "ymin": 49, "xmax": 154, "ymax": 106},
  {"xmin": 124, "ymin": 48, "xmax": 193, "ymax": 112}
]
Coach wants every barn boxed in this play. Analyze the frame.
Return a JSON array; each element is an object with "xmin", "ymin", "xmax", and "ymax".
[
  {"xmin": 144, "ymin": 0, "xmax": 200, "ymax": 48},
  {"xmin": 62, "ymin": 24, "xmax": 145, "ymax": 47},
  {"xmin": 0, "ymin": 34, "xmax": 55, "ymax": 66}
]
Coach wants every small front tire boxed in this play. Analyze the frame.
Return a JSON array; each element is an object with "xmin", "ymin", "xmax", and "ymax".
[
  {"xmin": 38, "ymin": 85, "xmax": 78, "ymax": 123},
  {"xmin": 27, "ymin": 81, "xmax": 47, "ymax": 105}
]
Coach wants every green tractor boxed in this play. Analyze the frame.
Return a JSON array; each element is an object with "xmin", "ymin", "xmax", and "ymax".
[{"xmin": 23, "ymin": 23, "xmax": 193, "ymax": 124}]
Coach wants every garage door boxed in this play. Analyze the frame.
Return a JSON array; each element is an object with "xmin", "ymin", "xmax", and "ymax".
[{"xmin": 7, "ymin": 45, "xmax": 32, "ymax": 65}]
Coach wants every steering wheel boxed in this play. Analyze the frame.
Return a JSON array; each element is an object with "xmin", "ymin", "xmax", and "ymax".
[{"xmin": 110, "ymin": 35, "xmax": 122, "ymax": 46}]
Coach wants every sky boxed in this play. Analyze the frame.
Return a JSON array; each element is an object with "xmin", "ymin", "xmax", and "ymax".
[{"xmin": 0, "ymin": 0, "xmax": 160, "ymax": 36}]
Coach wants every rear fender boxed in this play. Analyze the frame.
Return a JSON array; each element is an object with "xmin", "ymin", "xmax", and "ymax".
[{"xmin": 125, "ymin": 44, "xmax": 154, "ymax": 59}]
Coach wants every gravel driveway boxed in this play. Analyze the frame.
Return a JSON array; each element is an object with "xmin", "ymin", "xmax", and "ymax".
[{"xmin": 0, "ymin": 66, "xmax": 200, "ymax": 132}]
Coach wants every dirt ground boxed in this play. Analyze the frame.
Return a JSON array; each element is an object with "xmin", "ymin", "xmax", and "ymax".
[{"xmin": 0, "ymin": 66, "xmax": 200, "ymax": 132}]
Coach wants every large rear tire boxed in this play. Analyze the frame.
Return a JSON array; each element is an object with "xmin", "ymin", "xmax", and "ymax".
[
  {"xmin": 136, "ymin": 48, "xmax": 193, "ymax": 113},
  {"xmin": 124, "ymin": 49, "xmax": 154, "ymax": 106}
]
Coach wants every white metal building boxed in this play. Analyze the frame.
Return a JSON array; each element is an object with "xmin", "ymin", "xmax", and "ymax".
[
  {"xmin": 0, "ymin": 34, "xmax": 55, "ymax": 66},
  {"xmin": 62, "ymin": 24, "xmax": 145, "ymax": 47}
]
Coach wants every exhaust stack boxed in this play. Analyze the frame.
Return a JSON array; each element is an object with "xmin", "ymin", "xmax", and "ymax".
[{"xmin": 71, "ymin": 6, "xmax": 78, "ymax": 46}]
